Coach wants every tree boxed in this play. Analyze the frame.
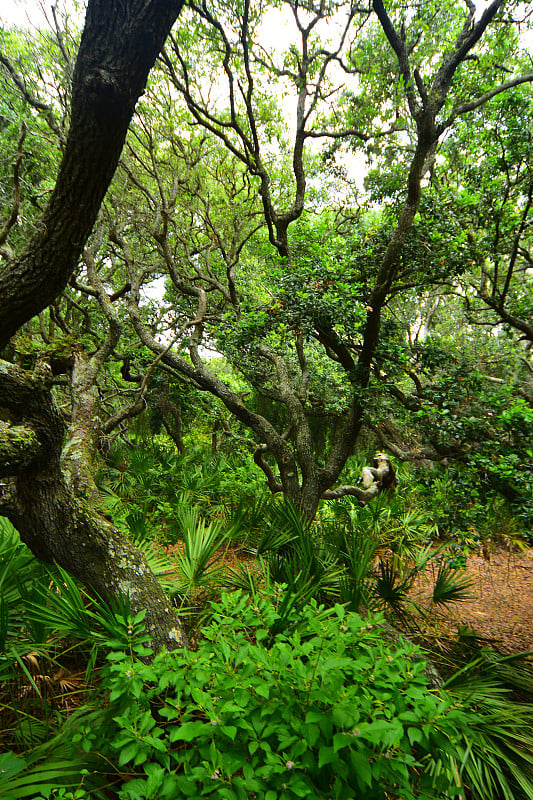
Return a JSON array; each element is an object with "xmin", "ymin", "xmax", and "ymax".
[
  {"xmin": 0, "ymin": 0, "xmax": 189, "ymax": 653},
  {"xmin": 103, "ymin": 0, "xmax": 533, "ymax": 519},
  {"xmin": 1, "ymin": 0, "xmax": 532, "ymax": 657},
  {"xmin": 448, "ymin": 86, "xmax": 533, "ymax": 347}
]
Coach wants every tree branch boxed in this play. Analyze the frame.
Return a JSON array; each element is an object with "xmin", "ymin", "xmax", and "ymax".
[
  {"xmin": 0, "ymin": 422, "xmax": 41, "ymax": 476},
  {"xmin": 440, "ymin": 72, "xmax": 533, "ymax": 132},
  {"xmin": 0, "ymin": 0, "xmax": 186, "ymax": 347},
  {"xmin": 0, "ymin": 124, "xmax": 26, "ymax": 250}
]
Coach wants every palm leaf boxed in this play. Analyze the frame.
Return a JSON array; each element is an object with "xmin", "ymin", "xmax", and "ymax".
[
  {"xmin": 441, "ymin": 650, "xmax": 533, "ymax": 800},
  {"xmin": 171, "ymin": 507, "xmax": 229, "ymax": 596},
  {"xmin": 432, "ymin": 563, "xmax": 474, "ymax": 606},
  {"xmin": 373, "ymin": 559, "xmax": 418, "ymax": 623},
  {"xmin": 0, "ymin": 752, "xmax": 88, "ymax": 800}
]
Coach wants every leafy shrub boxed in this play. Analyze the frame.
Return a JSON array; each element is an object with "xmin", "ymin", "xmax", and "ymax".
[{"xmin": 94, "ymin": 591, "xmax": 471, "ymax": 800}]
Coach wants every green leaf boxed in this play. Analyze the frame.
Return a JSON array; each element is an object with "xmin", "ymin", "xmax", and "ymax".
[
  {"xmin": 169, "ymin": 720, "xmax": 209, "ymax": 742},
  {"xmin": 118, "ymin": 741, "xmax": 140, "ymax": 767},
  {"xmin": 350, "ymin": 750, "xmax": 373, "ymax": 788},
  {"xmin": 318, "ymin": 745, "xmax": 336, "ymax": 768},
  {"xmin": 333, "ymin": 732, "xmax": 349, "ymax": 753},
  {"xmin": 407, "ymin": 727, "xmax": 423, "ymax": 746},
  {"xmin": 255, "ymin": 684, "xmax": 270, "ymax": 699},
  {"xmin": 221, "ymin": 725, "xmax": 237, "ymax": 740}
]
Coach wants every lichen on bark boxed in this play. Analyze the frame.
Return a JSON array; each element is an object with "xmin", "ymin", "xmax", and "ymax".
[
  {"xmin": 0, "ymin": 356, "xmax": 187, "ymax": 655},
  {"xmin": 0, "ymin": 422, "xmax": 41, "ymax": 474}
]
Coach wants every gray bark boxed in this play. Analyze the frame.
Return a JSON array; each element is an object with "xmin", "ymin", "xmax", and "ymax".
[
  {"xmin": 0, "ymin": 0, "xmax": 185, "ymax": 347},
  {"xmin": 0, "ymin": 358, "xmax": 187, "ymax": 654}
]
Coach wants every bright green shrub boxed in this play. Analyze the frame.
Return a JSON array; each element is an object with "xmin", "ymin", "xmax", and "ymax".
[{"xmin": 96, "ymin": 591, "xmax": 465, "ymax": 800}]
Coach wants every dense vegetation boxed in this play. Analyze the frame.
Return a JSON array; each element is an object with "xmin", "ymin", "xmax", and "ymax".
[{"xmin": 0, "ymin": 0, "xmax": 533, "ymax": 797}]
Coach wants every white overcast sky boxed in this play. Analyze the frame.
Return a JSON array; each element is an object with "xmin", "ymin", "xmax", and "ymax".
[
  {"xmin": 1, "ymin": 1, "xmax": 56, "ymax": 28},
  {"xmin": 2, "ymin": 0, "xmax": 522, "ymax": 31}
]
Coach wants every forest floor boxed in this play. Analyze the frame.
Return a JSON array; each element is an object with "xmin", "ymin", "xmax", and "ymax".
[
  {"xmin": 165, "ymin": 541, "xmax": 533, "ymax": 655},
  {"xmin": 419, "ymin": 547, "xmax": 533, "ymax": 655}
]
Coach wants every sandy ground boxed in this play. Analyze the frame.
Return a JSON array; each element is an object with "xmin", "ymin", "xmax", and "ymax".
[{"xmin": 423, "ymin": 548, "xmax": 533, "ymax": 654}]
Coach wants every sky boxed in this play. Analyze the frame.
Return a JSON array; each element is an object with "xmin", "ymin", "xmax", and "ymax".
[
  {"xmin": 2, "ymin": 0, "xmax": 520, "ymax": 30},
  {"xmin": 1, "ymin": 1, "xmax": 53, "ymax": 29},
  {"xmin": 3, "ymin": 1, "xmax": 531, "ymax": 42},
  {"xmin": 1, "ymin": 0, "xmax": 530, "ymax": 190}
]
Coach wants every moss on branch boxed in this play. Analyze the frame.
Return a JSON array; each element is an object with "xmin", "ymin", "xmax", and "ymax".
[{"xmin": 0, "ymin": 422, "xmax": 41, "ymax": 475}]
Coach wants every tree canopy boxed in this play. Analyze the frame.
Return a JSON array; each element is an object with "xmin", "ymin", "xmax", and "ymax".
[
  {"xmin": 0, "ymin": 0, "xmax": 532, "ymax": 644},
  {"xmin": 1, "ymin": 3, "xmax": 533, "ymax": 797}
]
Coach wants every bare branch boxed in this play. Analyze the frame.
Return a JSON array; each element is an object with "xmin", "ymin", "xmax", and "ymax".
[
  {"xmin": 0, "ymin": 51, "xmax": 64, "ymax": 142},
  {"xmin": 431, "ymin": 0, "xmax": 503, "ymax": 102},
  {"xmin": 253, "ymin": 444, "xmax": 283, "ymax": 494},
  {"xmin": 372, "ymin": 0, "xmax": 419, "ymax": 117},
  {"xmin": 0, "ymin": 124, "xmax": 26, "ymax": 249},
  {"xmin": 322, "ymin": 483, "xmax": 380, "ymax": 502}
]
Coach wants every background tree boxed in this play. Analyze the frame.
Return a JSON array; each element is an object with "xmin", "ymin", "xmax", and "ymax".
[{"xmin": 101, "ymin": 0, "xmax": 533, "ymax": 519}]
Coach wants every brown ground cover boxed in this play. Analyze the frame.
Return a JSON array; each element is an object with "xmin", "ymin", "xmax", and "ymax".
[{"xmin": 432, "ymin": 548, "xmax": 533, "ymax": 654}]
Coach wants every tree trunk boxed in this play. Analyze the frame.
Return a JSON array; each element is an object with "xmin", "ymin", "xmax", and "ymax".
[
  {"xmin": 0, "ymin": 358, "xmax": 187, "ymax": 654},
  {"xmin": 10, "ymin": 477, "xmax": 186, "ymax": 653},
  {"xmin": 0, "ymin": 0, "xmax": 185, "ymax": 347},
  {"xmin": 60, "ymin": 351, "xmax": 103, "ymax": 502},
  {"xmin": 157, "ymin": 394, "xmax": 186, "ymax": 454},
  {"xmin": 298, "ymin": 478, "xmax": 323, "ymax": 523}
]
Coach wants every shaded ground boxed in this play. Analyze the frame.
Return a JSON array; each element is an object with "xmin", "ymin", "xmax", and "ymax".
[
  {"xmin": 419, "ymin": 548, "xmax": 533, "ymax": 654},
  {"xmin": 165, "ymin": 540, "xmax": 533, "ymax": 654}
]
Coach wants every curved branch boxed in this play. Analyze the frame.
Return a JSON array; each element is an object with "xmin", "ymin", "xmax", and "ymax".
[
  {"xmin": 0, "ymin": 51, "xmax": 64, "ymax": 141},
  {"xmin": 322, "ymin": 483, "xmax": 380, "ymax": 503},
  {"xmin": 253, "ymin": 444, "xmax": 283, "ymax": 494},
  {"xmin": 477, "ymin": 289, "xmax": 533, "ymax": 342},
  {"xmin": 0, "ymin": 0, "xmax": 186, "ymax": 347},
  {"xmin": 440, "ymin": 72, "xmax": 533, "ymax": 133},
  {"xmin": 372, "ymin": 0, "xmax": 419, "ymax": 117}
]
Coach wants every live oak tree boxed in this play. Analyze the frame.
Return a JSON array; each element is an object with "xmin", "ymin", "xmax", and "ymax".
[
  {"xmin": 103, "ymin": 0, "xmax": 533, "ymax": 519},
  {"xmin": 373, "ymin": 78, "xmax": 533, "ymax": 504},
  {"xmin": 0, "ymin": 0, "xmax": 532, "ymax": 650},
  {"xmin": 373, "ymin": 72, "xmax": 533, "ymax": 461},
  {"xmin": 0, "ymin": 0, "xmax": 190, "ymax": 653},
  {"xmin": 447, "ymin": 88, "xmax": 533, "ymax": 347}
]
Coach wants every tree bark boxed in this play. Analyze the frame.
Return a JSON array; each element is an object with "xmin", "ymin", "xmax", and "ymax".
[
  {"xmin": 157, "ymin": 394, "xmax": 186, "ymax": 454},
  {"xmin": 0, "ymin": 0, "xmax": 185, "ymax": 348},
  {"xmin": 0, "ymin": 359, "xmax": 187, "ymax": 654}
]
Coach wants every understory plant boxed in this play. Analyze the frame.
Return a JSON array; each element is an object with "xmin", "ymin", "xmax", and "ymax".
[
  {"xmin": 2, "ymin": 513, "xmax": 533, "ymax": 800},
  {"xmin": 76, "ymin": 589, "xmax": 533, "ymax": 800},
  {"xmin": 79, "ymin": 592, "xmax": 459, "ymax": 800},
  {"xmin": 236, "ymin": 496, "xmax": 472, "ymax": 629},
  {"xmin": 0, "ymin": 516, "xmax": 155, "ymax": 799}
]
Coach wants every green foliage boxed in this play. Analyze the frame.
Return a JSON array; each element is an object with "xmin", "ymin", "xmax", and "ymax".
[
  {"xmin": 3, "ymin": 511, "xmax": 533, "ymax": 800},
  {"xmin": 99, "ymin": 444, "xmax": 266, "ymax": 525},
  {"xmin": 0, "ymin": 750, "xmax": 90, "ymax": 800},
  {"xmin": 443, "ymin": 652, "xmax": 533, "ymax": 800},
  {"xmin": 170, "ymin": 507, "xmax": 231, "ymax": 599},
  {"xmin": 94, "ymin": 591, "xmax": 470, "ymax": 800},
  {"xmin": 259, "ymin": 501, "xmax": 345, "ymax": 607},
  {"xmin": 0, "ymin": 516, "xmax": 154, "ymax": 751},
  {"xmin": 431, "ymin": 563, "xmax": 473, "ymax": 607},
  {"xmin": 0, "ymin": 518, "xmax": 112, "ymax": 794},
  {"xmin": 0, "ymin": 25, "xmax": 65, "ymax": 246}
]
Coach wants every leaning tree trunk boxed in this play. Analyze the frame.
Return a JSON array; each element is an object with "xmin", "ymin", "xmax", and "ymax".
[
  {"xmin": 0, "ymin": 359, "xmax": 186, "ymax": 654},
  {"xmin": 0, "ymin": 0, "xmax": 185, "ymax": 347}
]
